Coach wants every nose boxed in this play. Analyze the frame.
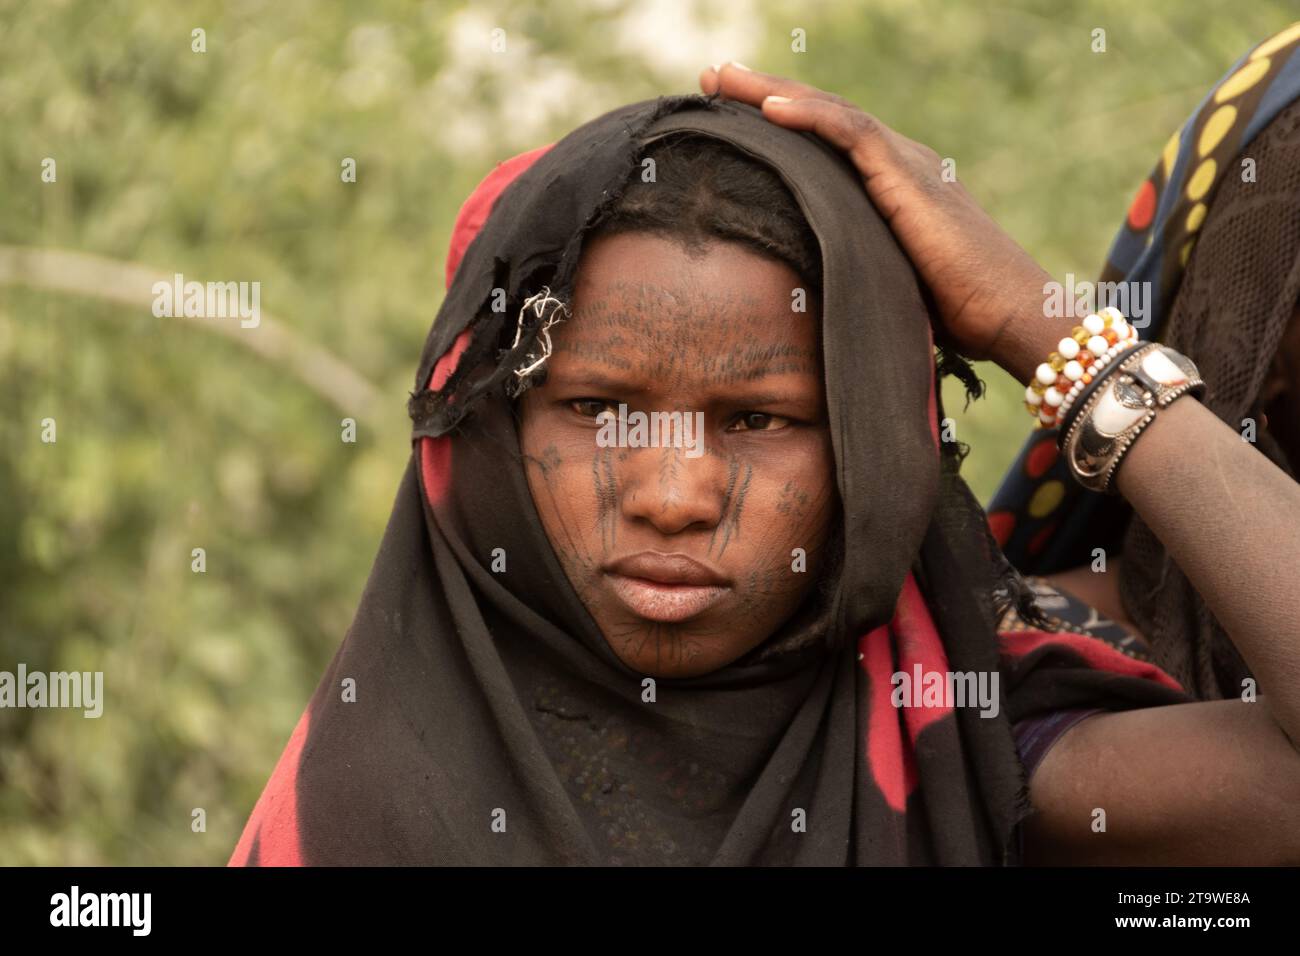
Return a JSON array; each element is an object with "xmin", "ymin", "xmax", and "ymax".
[{"xmin": 617, "ymin": 443, "xmax": 728, "ymax": 536}]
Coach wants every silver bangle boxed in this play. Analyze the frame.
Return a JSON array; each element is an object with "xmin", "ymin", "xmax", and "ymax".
[{"xmin": 1061, "ymin": 343, "xmax": 1205, "ymax": 494}]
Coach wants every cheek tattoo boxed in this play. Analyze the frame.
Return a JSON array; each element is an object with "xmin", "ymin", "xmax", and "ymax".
[{"xmin": 592, "ymin": 445, "xmax": 619, "ymax": 553}]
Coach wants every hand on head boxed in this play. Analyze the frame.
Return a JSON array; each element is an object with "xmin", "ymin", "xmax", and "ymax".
[{"xmin": 701, "ymin": 62, "xmax": 1057, "ymax": 379}]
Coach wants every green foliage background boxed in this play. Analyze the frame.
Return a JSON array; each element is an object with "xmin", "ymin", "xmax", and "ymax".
[{"xmin": 1, "ymin": 0, "xmax": 1294, "ymax": 864}]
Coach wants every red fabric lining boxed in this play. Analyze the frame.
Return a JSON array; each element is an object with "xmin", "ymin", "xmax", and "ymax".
[
  {"xmin": 999, "ymin": 628, "xmax": 1184, "ymax": 692},
  {"xmin": 421, "ymin": 327, "xmax": 474, "ymax": 508},
  {"xmin": 444, "ymin": 145, "xmax": 554, "ymax": 289},
  {"xmin": 228, "ymin": 708, "xmax": 309, "ymax": 866},
  {"xmin": 860, "ymin": 573, "xmax": 953, "ymax": 812},
  {"xmin": 422, "ymin": 148, "xmax": 553, "ymax": 511}
]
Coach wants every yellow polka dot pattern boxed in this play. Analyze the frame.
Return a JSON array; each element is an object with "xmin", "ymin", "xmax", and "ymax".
[
  {"xmin": 1179, "ymin": 23, "xmax": 1300, "ymax": 226},
  {"xmin": 1161, "ymin": 128, "xmax": 1181, "ymax": 179},
  {"xmin": 1028, "ymin": 480, "xmax": 1065, "ymax": 519},
  {"xmin": 1215, "ymin": 58, "xmax": 1271, "ymax": 103},
  {"xmin": 1251, "ymin": 21, "xmax": 1300, "ymax": 61},
  {"xmin": 1185, "ymin": 158, "xmax": 1217, "ymax": 201},
  {"xmin": 1198, "ymin": 104, "xmax": 1237, "ymax": 156}
]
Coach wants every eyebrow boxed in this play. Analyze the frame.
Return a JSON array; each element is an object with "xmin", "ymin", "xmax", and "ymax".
[
  {"xmin": 548, "ymin": 369, "xmax": 819, "ymax": 407},
  {"xmin": 549, "ymin": 370, "xmax": 652, "ymax": 395}
]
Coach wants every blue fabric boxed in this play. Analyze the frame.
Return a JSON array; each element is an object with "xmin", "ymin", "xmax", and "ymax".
[{"xmin": 1014, "ymin": 707, "xmax": 1103, "ymax": 778}]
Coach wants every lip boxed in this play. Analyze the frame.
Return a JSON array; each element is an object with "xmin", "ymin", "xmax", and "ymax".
[
  {"xmin": 605, "ymin": 574, "xmax": 730, "ymax": 623},
  {"xmin": 602, "ymin": 552, "xmax": 732, "ymax": 624},
  {"xmin": 604, "ymin": 551, "xmax": 731, "ymax": 587}
]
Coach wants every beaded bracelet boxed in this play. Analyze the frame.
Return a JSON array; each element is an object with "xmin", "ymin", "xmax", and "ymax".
[
  {"xmin": 1060, "ymin": 342, "xmax": 1206, "ymax": 494},
  {"xmin": 1056, "ymin": 338, "xmax": 1143, "ymax": 442},
  {"xmin": 1024, "ymin": 307, "xmax": 1141, "ymax": 429}
]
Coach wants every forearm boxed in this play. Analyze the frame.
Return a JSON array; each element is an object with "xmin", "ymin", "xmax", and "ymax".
[
  {"xmin": 1026, "ymin": 700, "xmax": 1300, "ymax": 865},
  {"xmin": 1114, "ymin": 397, "xmax": 1300, "ymax": 739},
  {"xmin": 1004, "ymin": 311, "xmax": 1300, "ymax": 740}
]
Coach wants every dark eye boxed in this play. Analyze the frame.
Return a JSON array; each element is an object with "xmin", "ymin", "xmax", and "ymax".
[
  {"xmin": 728, "ymin": 412, "xmax": 791, "ymax": 432},
  {"xmin": 570, "ymin": 399, "xmax": 617, "ymax": 420}
]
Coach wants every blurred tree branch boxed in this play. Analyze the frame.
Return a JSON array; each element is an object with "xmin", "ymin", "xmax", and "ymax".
[{"xmin": 0, "ymin": 246, "xmax": 382, "ymax": 417}]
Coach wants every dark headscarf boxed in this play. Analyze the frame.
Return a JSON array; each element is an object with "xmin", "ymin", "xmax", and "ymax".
[
  {"xmin": 231, "ymin": 96, "xmax": 1182, "ymax": 866},
  {"xmin": 989, "ymin": 22, "xmax": 1300, "ymax": 699}
]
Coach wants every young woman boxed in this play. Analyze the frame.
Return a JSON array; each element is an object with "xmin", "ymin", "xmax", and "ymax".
[{"xmin": 230, "ymin": 81, "xmax": 1300, "ymax": 865}]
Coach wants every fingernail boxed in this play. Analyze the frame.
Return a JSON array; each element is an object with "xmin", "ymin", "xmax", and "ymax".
[
  {"xmin": 730, "ymin": 61, "xmax": 751, "ymax": 71},
  {"xmin": 711, "ymin": 63, "xmax": 721, "ymax": 73},
  {"xmin": 764, "ymin": 95, "xmax": 792, "ymax": 104}
]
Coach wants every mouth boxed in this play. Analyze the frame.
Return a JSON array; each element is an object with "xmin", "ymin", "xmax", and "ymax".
[
  {"xmin": 604, "ymin": 573, "xmax": 731, "ymax": 623},
  {"xmin": 601, "ymin": 551, "xmax": 733, "ymax": 624}
]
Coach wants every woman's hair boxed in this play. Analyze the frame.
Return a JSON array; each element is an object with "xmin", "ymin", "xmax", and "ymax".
[{"xmin": 589, "ymin": 133, "xmax": 823, "ymax": 292}]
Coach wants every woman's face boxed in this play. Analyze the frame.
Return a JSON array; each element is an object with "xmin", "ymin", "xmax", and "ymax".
[{"xmin": 518, "ymin": 231, "xmax": 838, "ymax": 678}]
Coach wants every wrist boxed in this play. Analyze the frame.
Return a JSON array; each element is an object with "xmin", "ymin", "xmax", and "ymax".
[
  {"xmin": 983, "ymin": 270, "xmax": 1071, "ymax": 383},
  {"xmin": 992, "ymin": 307, "xmax": 1076, "ymax": 385},
  {"xmin": 1022, "ymin": 308, "xmax": 1143, "ymax": 431}
]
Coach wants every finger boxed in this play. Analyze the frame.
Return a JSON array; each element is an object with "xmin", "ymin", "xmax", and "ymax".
[
  {"xmin": 759, "ymin": 95, "xmax": 894, "ymax": 172},
  {"xmin": 711, "ymin": 62, "xmax": 851, "ymax": 109},
  {"xmin": 698, "ymin": 63, "xmax": 721, "ymax": 95}
]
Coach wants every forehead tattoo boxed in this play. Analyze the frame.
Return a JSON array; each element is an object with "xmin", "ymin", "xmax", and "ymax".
[{"xmin": 555, "ymin": 279, "xmax": 819, "ymax": 387}]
